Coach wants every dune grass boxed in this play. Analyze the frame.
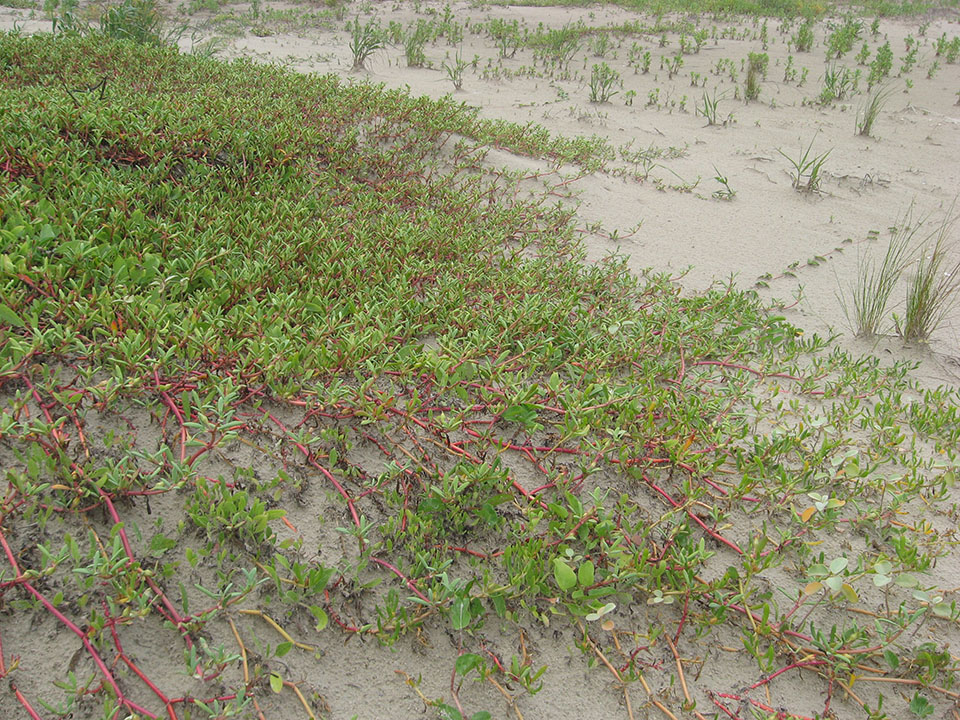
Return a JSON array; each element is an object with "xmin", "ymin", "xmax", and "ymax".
[
  {"xmin": 898, "ymin": 205, "xmax": 960, "ymax": 342},
  {"xmin": 841, "ymin": 207, "xmax": 916, "ymax": 337},
  {"xmin": 856, "ymin": 82, "xmax": 896, "ymax": 137},
  {"xmin": 1, "ymin": 31, "xmax": 960, "ymax": 720}
]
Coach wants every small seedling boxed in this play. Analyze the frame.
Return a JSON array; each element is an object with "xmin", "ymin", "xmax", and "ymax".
[
  {"xmin": 712, "ymin": 167, "xmax": 735, "ymax": 200},
  {"xmin": 442, "ymin": 50, "xmax": 468, "ymax": 91},
  {"xmin": 697, "ymin": 89, "xmax": 727, "ymax": 126}
]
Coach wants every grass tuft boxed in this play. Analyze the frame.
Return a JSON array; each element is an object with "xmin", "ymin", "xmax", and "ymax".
[
  {"xmin": 856, "ymin": 82, "xmax": 895, "ymax": 136},
  {"xmin": 897, "ymin": 204, "xmax": 960, "ymax": 341},
  {"xmin": 588, "ymin": 61, "xmax": 621, "ymax": 103},
  {"xmin": 778, "ymin": 134, "xmax": 831, "ymax": 192},
  {"xmin": 347, "ymin": 14, "xmax": 384, "ymax": 69},
  {"xmin": 840, "ymin": 205, "xmax": 917, "ymax": 337},
  {"xmin": 744, "ymin": 51, "xmax": 768, "ymax": 101}
]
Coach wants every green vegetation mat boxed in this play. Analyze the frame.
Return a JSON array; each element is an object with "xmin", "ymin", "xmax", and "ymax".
[{"xmin": 1, "ymin": 31, "xmax": 959, "ymax": 720}]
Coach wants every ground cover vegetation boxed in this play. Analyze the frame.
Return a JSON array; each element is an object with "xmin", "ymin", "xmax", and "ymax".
[{"xmin": 1, "ymin": 4, "xmax": 960, "ymax": 719}]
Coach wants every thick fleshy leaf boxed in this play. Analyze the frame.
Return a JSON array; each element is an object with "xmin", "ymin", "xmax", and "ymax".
[{"xmin": 553, "ymin": 559, "xmax": 577, "ymax": 591}]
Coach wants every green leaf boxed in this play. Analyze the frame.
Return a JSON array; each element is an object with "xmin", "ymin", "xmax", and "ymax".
[
  {"xmin": 909, "ymin": 692, "xmax": 934, "ymax": 718},
  {"xmin": 883, "ymin": 649, "xmax": 899, "ymax": 670},
  {"xmin": 491, "ymin": 593, "xmax": 506, "ymax": 618},
  {"xmin": 578, "ymin": 560, "xmax": 595, "ymax": 587},
  {"xmin": 451, "ymin": 597, "xmax": 471, "ymax": 630},
  {"xmin": 269, "ymin": 673, "xmax": 283, "ymax": 694},
  {"xmin": 275, "ymin": 641, "xmax": 292, "ymax": 657},
  {"xmin": 470, "ymin": 713, "xmax": 491, "ymax": 720},
  {"xmin": 478, "ymin": 501, "xmax": 499, "ymax": 526},
  {"xmin": 0, "ymin": 303, "xmax": 25, "ymax": 328},
  {"xmin": 553, "ymin": 559, "xmax": 577, "ymax": 591},
  {"xmin": 38, "ymin": 224, "xmax": 58, "ymax": 242},
  {"xmin": 829, "ymin": 556, "xmax": 848, "ymax": 574},
  {"xmin": 502, "ymin": 404, "xmax": 538, "ymax": 427},
  {"xmin": 437, "ymin": 703, "xmax": 463, "ymax": 720},
  {"xmin": 896, "ymin": 573, "xmax": 919, "ymax": 588},
  {"xmin": 455, "ymin": 653, "xmax": 482, "ymax": 676},
  {"xmin": 148, "ymin": 533, "xmax": 177, "ymax": 557},
  {"xmin": 874, "ymin": 560, "xmax": 893, "ymax": 575},
  {"xmin": 932, "ymin": 602, "xmax": 953, "ymax": 618},
  {"xmin": 310, "ymin": 605, "xmax": 329, "ymax": 631}
]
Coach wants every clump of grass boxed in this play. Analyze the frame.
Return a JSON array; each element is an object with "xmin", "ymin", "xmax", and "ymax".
[
  {"xmin": 98, "ymin": 0, "xmax": 177, "ymax": 46},
  {"xmin": 588, "ymin": 62, "xmax": 620, "ymax": 103},
  {"xmin": 46, "ymin": 0, "xmax": 85, "ymax": 34},
  {"xmin": 897, "ymin": 205, "xmax": 960, "ymax": 341},
  {"xmin": 778, "ymin": 134, "xmax": 830, "ymax": 193},
  {"xmin": 47, "ymin": 0, "xmax": 180, "ymax": 44},
  {"xmin": 792, "ymin": 19, "xmax": 814, "ymax": 52},
  {"xmin": 841, "ymin": 206, "xmax": 917, "ymax": 337},
  {"xmin": 404, "ymin": 19, "xmax": 430, "ymax": 67},
  {"xmin": 856, "ymin": 82, "xmax": 894, "ymax": 137},
  {"xmin": 744, "ymin": 51, "xmax": 768, "ymax": 102},
  {"xmin": 347, "ymin": 14, "xmax": 384, "ymax": 70},
  {"xmin": 442, "ymin": 49, "xmax": 468, "ymax": 91},
  {"xmin": 697, "ymin": 88, "xmax": 724, "ymax": 125},
  {"xmin": 818, "ymin": 62, "xmax": 858, "ymax": 103},
  {"xmin": 530, "ymin": 22, "xmax": 581, "ymax": 68},
  {"xmin": 868, "ymin": 40, "xmax": 893, "ymax": 87}
]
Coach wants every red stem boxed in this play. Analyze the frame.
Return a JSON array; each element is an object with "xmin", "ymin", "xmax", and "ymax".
[
  {"xmin": 0, "ymin": 528, "xmax": 155, "ymax": 719},
  {"xmin": 266, "ymin": 413, "xmax": 361, "ymax": 530},
  {"xmin": 368, "ymin": 557, "xmax": 430, "ymax": 603},
  {"xmin": 107, "ymin": 616, "xmax": 179, "ymax": 720},
  {"xmin": 12, "ymin": 685, "xmax": 45, "ymax": 720},
  {"xmin": 746, "ymin": 660, "xmax": 826, "ymax": 690},
  {"xmin": 717, "ymin": 693, "xmax": 815, "ymax": 720},
  {"xmin": 642, "ymin": 473, "xmax": 742, "ymax": 555}
]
